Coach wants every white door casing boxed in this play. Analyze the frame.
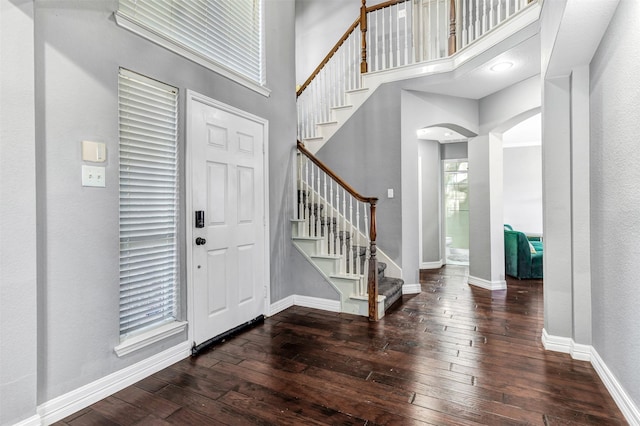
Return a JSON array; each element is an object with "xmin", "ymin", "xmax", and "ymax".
[{"xmin": 186, "ymin": 91, "xmax": 269, "ymax": 347}]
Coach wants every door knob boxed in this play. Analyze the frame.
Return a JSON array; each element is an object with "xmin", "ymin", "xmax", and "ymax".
[{"xmin": 195, "ymin": 237, "xmax": 206, "ymax": 246}]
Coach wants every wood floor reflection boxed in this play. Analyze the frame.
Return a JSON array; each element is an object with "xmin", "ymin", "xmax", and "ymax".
[{"xmin": 57, "ymin": 266, "xmax": 626, "ymax": 425}]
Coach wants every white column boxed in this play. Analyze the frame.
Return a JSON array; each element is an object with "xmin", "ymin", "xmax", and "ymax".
[
  {"xmin": 467, "ymin": 134, "xmax": 506, "ymax": 290},
  {"xmin": 0, "ymin": 1, "xmax": 39, "ymax": 424},
  {"xmin": 570, "ymin": 65, "xmax": 592, "ymax": 346},
  {"xmin": 542, "ymin": 75, "xmax": 573, "ymax": 339}
]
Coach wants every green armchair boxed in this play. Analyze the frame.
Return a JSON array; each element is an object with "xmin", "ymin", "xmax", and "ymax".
[{"xmin": 504, "ymin": 227, "xmax": 543, "ymax": 279}]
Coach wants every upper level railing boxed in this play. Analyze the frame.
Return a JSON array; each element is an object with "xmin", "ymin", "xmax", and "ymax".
[{"xmin": 297, "ymin": 0, "xmax": 535, "ymax": 140}]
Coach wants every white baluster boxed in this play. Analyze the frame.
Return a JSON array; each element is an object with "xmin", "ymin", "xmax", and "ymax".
[
  {"xmin": 462, "ymin": 0, "xmax": 467, "ymax": 48},
  {"xmin": 507, "ymin": 0, "xmax": 511, "ymax": 17},
  {"xmin": 341, "ymin": 188, "xmax": 347, "ymax": 274},
  {"xmin": 316, "ymin": 163, "xmax": 321, "ymax": 240},
  {"xmin": 311, "ymin": 163, "xmax": 317, "ymax": 237},
  {"xmin": 388, "ymin": 6, "xmax": 393, "ymax": 68},
  {"xmin": 363, "ymin": 205, "xmax": 369, "ymax": 296},
  {"xmin": 489, "ymin": 0, "xmax": 495, "ymax": 30},
  {"xmin": 329, "ymin": 180, "xmax": 334, "ymax": 254},
  {"xmin": 303, "ymin": 157, "xmax": 309, "ymax": 236},
  {"xmin": 348, "ymin": 196, "xmax": 353, "ymax": 274},
  {"xmin": 497, "ymin": 0, "xmax": 502, "ymax": 25},
  {"xmin": 375, "ymin": 10, "xmax": 380, "ymax": 71},
  {"xmin": 322, "ymin": 172, "xmax": 327, "ymax": 254},
  {"xmin": 482, "ymin": 0, "xmax": 487, "ymax": 35},
  {"xmin": 437, "ymin": 0, "xmax": 441, "ymax": 58},
  {"xmin": 475, "ymin": 0, "xmax": 480, "ymax": 39},
  {"xmin": 403, "ymin": 2, "xmax": 409, "ymax": 66},
  {"xmin": 381, "ymin": 8, "xmax": 386, "ymax": 69},
  {"xmin": 355, "ymin": 201, "xmax": 361, "ymax": 277}
]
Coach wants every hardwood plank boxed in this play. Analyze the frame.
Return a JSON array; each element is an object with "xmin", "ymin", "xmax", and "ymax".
[{"xmin": 67, "ymin": 266, "xmax": 626, "ymax": 425}]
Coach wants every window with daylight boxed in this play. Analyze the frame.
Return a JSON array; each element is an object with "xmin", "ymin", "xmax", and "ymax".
[
  {"xmin": 118, "ymin": 68, "xmax": 181, "ymax": 346},
  {"xmin": 116, "ymin": 0, "xmax": 266, "ymax": 94}
]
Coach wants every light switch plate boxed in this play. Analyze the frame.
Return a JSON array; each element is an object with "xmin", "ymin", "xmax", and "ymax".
[
  {"xmin": 82, "ymin": 140, "xmax": 106, "ymax": 163},
  {"xmin": 82, "ymin": 165, "xmax": 106, "ymax": 187},
  {"xmin": 387, "ymin": 188, "xmax": 394, "ymax": 198}
]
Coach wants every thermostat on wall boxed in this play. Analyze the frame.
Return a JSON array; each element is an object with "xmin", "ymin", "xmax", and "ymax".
[{"xmin": 82, "ymin": 140, "xmax": 106, "ymax": 163}]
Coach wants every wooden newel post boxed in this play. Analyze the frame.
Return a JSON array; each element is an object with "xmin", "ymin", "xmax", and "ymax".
[
  {"xmin": 360, "ymin": 0, "xmax": 368, "ymax": 74},
  {"xmin": 367, "ymin": 200, "xmax": 378, "ymax": 320},
  {"xmin": 448, "ymin": 0, "xmax": 457, "ymax": 56}
]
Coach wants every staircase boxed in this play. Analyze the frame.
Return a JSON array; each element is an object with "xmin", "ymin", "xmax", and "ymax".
[
  {"xmin": 292, "ymin": 142, "xmax": 403, "ymax": 320},
  {"xmin": 293, "ymin": 0, "xmax": 540, "ymax": 318},
  {"xmin": 297, "ymin": 0, "xmax": 540, "ymax": 154}
]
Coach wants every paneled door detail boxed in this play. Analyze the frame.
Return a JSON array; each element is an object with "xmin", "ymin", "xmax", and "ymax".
[{"xmin": 188, "ymin": 93, "xmax": 267, "ymax": 347}]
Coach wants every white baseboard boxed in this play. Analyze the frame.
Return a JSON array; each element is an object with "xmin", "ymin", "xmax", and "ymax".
[
  {"xmin": 420, "ymin": 260, "xmax": 443, "ymax": 269},
  {"xmin": 294, "ymin": 295, "xmax": 341, "ymax": 312},
  {"xmin": 591, "ymin": 347, "xmax": 640, "ymax": 425},
  {"xmin": 269, "ymin": 295, "xmax": 294, "ymax": 316},
  {"xmin": 467, "ymin": 275, "xmax": 507, "ymax": 290},
  {"xmin": 38, "ymin": 342, "xmax": 190, "ymax": 425},
  {"xmin": 402, "ymin": 283, "xmax": 421, "ymax": 294},
  {"xmin": 541, "ymin": 329, "xmax": 591, "ymax": 361},
  {"xmin": 12, "ymin": 414, "xmax": 40, "ymax": 426},
  {"xmin": 269, "ymin": 295, "xmax": 340, "ymax": 316},
  {"xmin": 542, "ymin": 329, "xmax": 640, "ymax": 425}
]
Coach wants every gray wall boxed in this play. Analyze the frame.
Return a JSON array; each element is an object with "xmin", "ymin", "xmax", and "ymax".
[
  {"xmin": 402, "ymin": 90, "xmax": 478, "ymax": 283},
  {"xmin": 590, "ymin": 0, "xmax": 640, "ymax": 406},
  {"xmin": 419, "ymin": 140, "xmax": 441, "ymax": 264},
  {"xmin": 295, "ymin": 0, "xmax": 389, "ymax": 84},
  {"xmin": 503, "ymin": 145, "xmax": 543, "ymax": 234},
  {"xmin": 30, "ymin": 0, "xmax": 299, "ymax": 405},
  {"xmin": 0, "ymin": 1, "xmax": 38, "ymax": 424},
  {"xmin": 316, "ymin": 83, "xmax": 403, "ymax": 264},
  {"xmin": 441, "ymin": 141, "xmax": 468, "ymax": 160}
]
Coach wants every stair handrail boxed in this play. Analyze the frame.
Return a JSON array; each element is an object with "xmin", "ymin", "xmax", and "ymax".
[
  {"xmin": 296, "ymin": 0, "xmax": 414, "ymax": 99},
  {"xmin": 296, "ymin": 17, "xmax": 361, "ymax": 98},
  {"xmin": 297, "ymin": 141, "xmax": 380, "ymax": 320},
  {"xmin": 297, "ymin": 141, "xmax": 376, "ymax": 204}
]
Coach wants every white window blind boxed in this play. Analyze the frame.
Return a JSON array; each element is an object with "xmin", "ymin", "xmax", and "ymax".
[
  {"xmin": 117, "ymin": 0, "xmax": 264, "ymax": 86},
  {"xmin": 118, "ymin": 68, "xmax": 180, "ymax": 339}
]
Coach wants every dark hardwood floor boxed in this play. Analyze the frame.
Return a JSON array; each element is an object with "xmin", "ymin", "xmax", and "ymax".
[{"xmin": 57, "ymin": 266, "xmax": 627, "ymax": 425}]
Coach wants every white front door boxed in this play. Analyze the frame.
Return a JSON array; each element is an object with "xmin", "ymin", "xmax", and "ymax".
[{"xmin": 188, "ymin": 92, "xmax": 268, "ymax": 347}]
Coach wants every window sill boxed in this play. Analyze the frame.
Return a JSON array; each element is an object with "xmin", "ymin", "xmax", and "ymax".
[
  {"xmin": 115, "ymin": 12, "xmax": 271, "ymax": 98},
  {"xmin": 115, "ymin": 321, "xmax": 187, "ymax": 357}
]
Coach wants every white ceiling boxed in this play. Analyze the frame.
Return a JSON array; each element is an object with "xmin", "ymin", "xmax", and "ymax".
[{"xmin": 401, "ymin": 33, "xmax": 541, "ymax": 100}]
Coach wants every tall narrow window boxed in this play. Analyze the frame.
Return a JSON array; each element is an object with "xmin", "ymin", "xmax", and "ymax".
[
  {"xmin": 118, "ymin": 68, "xmax": 179, "ymax": 339},
  {"xmin": 116, "ymin": 0, "xmax": 265, "ymax": 90}
]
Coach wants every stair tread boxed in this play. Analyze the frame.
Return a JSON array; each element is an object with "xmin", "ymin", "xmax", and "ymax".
[
  {"xmin": 302, "ymin": 136, "xmax": 324, "ymax": 141},
  {"xmin": 310, "ymin": 254, "xmax": 342, "ymax": 259},
  {"xmin": 331, "ymin": 104, "xmax": 353, "ymax": 111},
  {"xmin": 316, "ymin": 120, "xmax": 338, "ymax": 126},
  {"xmin": 293, "ymin": 236, "xmax": 323, "ymax": 241},
  {"xmin": 330, "ymin": 273, "xmax": 361, "ymax": 281}
]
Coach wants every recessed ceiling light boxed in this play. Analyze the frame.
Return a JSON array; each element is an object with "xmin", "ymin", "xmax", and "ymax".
[
  {"xmin": 490, "ymin": 61, "xmax": 513, "ymax": 72},
  {"xmin": 444, "ymin": 132, "xmax": 453, "ymax": 137}
]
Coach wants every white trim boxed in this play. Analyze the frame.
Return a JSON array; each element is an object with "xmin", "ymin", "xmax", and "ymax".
[
  {"xmin": 591, "ymin": 347, "xmax": 640, "ymax": 425},
  {"xmin": 38, "ymin": 342, "xmax": 190, "ymax": 425},
  {"xmin": 541, "ymin": 330, "xmax": 640, "ymax": 425},
  {"xmin": 115, "ymin": 321, "xmax": 187, "ymax": 357},
  {"xmin": 467, "ymin": 275, "xmax": 507, "ymax": 290},
  {"xmin": 294, "ymin": 295, "xmax": 341, "ymax": 312},
  {"xmin": 420, "ymin": 260, "xmax": 443, "ymax": 269},
  {"xmin": 269, "ymin": 295, "xmax": 341, "ymax": 316},
  {"xmin": 402, "ymin": 283, "xmax": 422, "ymax": 294},
  {"xmin": 12, "ymin": 415, "xmax": 40, "ymax": 426},
  {"xmin": 269, "ymin": 295, "xmax": 294, "ymax": 316},
  {"xmin": 115, "ymin": 13, "xmax": 271, "ymax": 98},
  {"xmin": 185, "ymin": 90, "xmax": 270, "ymax": 351},
  {"xmin": 541, "ymin": 329, "xmax": 591, "ymax": 361}
]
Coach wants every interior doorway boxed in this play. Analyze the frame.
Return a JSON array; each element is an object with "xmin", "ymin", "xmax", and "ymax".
[{"xmin": 443, "ymin": 159, "xmax": 469, "ymax": 265}]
